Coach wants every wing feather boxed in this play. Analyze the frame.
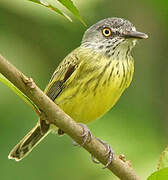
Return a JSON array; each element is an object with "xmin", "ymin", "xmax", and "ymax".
[{"xmin": 44, "ymin": 48, "xmax": 80, "ymax": 101}]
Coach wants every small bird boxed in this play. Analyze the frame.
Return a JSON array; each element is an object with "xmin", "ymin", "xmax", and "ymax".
[{"xmin": 8, "ymin": 17, "xmax": 148, "ymax": 162}]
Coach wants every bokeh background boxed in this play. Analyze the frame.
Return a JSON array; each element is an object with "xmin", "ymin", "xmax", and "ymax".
[{"xmin": 0, "ymin": 0, "xmax": 168, "ymax": 179}]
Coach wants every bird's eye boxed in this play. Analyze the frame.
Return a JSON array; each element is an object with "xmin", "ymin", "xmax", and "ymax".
[{"xmin": 102, "ymin": 27, "xmax": 112, "ymax": 37}]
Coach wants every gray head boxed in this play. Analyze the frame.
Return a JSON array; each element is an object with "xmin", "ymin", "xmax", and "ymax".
[{"xmin": 81, "ymin": 17, "xmax": 148, "ymax": 57}]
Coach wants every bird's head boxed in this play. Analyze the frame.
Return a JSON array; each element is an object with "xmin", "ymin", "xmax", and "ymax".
[{"xmin": 81, "ymin": 17, "xmax": 148, "ymax": 58}]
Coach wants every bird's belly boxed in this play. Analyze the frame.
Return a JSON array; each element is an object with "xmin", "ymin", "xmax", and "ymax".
[
  {"xmin": 55, "ymin": 57, "xmax": 134, "ymax": 124},
  {"xmin": 56, "ymin": 79, "xmax": 125, "ymax": 124}
]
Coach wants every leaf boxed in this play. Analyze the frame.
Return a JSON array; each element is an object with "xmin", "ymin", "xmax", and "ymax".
[
  {"xmin": 56, "ymin": 0, "xmax": 86, "ymax": 26},
  {"xmin": 158, "ymin": 146, "xmax": 168, "ymax": 170},
  {"xmin": 0, "ymin": 73, "xmax": 40, "ymax": 115},
  {"xmin": 28, "ymin": 0, "xmax": 72, "ymax": 22},
  {"xmin": 147, "ymin": 168, "xmax": 168, "ymax": 180}
]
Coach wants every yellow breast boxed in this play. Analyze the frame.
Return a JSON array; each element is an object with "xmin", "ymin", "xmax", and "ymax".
[{"xmin": 55, "ymin": 50, "xmax": 134, "ymax": 124}]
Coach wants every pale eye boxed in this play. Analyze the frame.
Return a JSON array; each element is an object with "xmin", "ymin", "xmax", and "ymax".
[{"xmin": 102, "ymin": 27, "xmax": 112, "ymax": 37}]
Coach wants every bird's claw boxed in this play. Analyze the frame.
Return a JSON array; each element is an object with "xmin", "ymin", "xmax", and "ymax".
[
  {"xmin": 91, "ymin": 155, "xmax": 100, "ymax": 164},
  {"xmin": 74, "ymin": 124, "xmax": 114, "ymax": 168},
  {"xmin": 103, "ymin": 143, "xmax": 114, "ymax": 168},
  {"xmin": 78, "ymin": 123, "xmax": 92, "ymax": 146},
  {"xmin": 91, "ymin": 138, "xmax": 114, "ymax": 168}
]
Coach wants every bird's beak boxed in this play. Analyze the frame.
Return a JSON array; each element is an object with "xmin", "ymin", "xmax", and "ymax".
[{"xmin": 123, "ymin": 31, "xmax": 148, "ymax": 39}]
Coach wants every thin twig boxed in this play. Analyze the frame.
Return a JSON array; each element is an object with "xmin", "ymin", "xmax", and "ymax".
[{"xmin": 0, "ymin": 54, "xmax": 141, "ymax": 180}]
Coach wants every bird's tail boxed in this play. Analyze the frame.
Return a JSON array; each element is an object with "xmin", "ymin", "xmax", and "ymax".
[{"xmin": 8, "ymin": 121, "xmax": 50, "ymax": 161}]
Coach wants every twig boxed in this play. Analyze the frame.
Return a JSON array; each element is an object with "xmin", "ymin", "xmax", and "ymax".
[{"xmin": 0, "ymin": 54, "xmax": 141, "ymax": 180}]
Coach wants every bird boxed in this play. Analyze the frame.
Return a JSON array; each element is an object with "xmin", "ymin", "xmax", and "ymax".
[{"xmin": 8, "ymin": 17, "xmax": 148, "ymax": 163}]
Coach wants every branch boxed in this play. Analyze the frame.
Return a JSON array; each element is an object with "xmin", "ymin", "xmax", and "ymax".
[{"xmin": 0, "ymin": 54, "xmax": 141, "ymax": 180}]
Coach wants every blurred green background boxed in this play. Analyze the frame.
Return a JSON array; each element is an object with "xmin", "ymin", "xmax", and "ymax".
[{"xmin": 0, "ymin": 0, "xmax": 168, "ymax": 179}]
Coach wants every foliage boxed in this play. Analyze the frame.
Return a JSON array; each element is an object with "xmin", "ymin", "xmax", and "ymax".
[
  {"xmin": 28, "ymin": 0, "xmax": 86, "ymax": 25},
  {"xmin": 158, "ymin": 146, "xmax": 168, "ymax": 170},
  {"xmin": 0, "ymin": 74, "xmax": 39, "ymax": 114},
  {"xmin": 147, "ymin": 168, "xmax": 168, "ymax": 180},
  {"xmin": 0, "ymin": 0, "xmax": 85, "ymax": 115}
]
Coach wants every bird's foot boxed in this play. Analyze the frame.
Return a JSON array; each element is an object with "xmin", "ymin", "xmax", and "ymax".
[
  {"xmin": 78, "ymin": 123, "xmax": 92, "ymax": 146},
  {"xmin": 72, "ymin": 124, "xmax": 114, "ymax": 168},
  {"xmin": 91, "ymin": 138, "xmax": 114, "ymax": 168}
]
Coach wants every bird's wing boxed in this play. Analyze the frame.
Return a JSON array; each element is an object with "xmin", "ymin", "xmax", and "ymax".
[{"xmin": 44, "ymin": 48, "xmax": 80, "ymax": 101}]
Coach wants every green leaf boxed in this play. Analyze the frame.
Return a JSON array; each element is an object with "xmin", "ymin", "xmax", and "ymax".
[
  {"xmin": 158, "ymin": 146, "xmax": 168, "ymax": 170},
  {"xmin": 56, "ymin": 0, "xmax": 86, "ymax": 26},
  {"xmin": 0, "ymin": 73, "xmax": 40, "ymax": 115},
  {"xmin": 147, "ymin": 168, "xmax": 168, "ymax": 180},
  {"xmin": 28, "ymin": 0, "xmax": 72, "ymax": 22}
]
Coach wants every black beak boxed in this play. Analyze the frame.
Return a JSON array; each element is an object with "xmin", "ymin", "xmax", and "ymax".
[{"xmin": 123, "ymin": 31, "xmax": 148, "ymax": 39}]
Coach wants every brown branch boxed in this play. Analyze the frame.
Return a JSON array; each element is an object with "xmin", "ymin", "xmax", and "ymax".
[{"xmin": 0, "ymin": 54, "xmax": 141, "ymax": 180}]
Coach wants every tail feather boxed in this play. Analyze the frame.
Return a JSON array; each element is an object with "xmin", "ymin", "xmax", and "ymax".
[{"xmin": 8, "ymin": 122, "xmax": 50, "ymax": 161}]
